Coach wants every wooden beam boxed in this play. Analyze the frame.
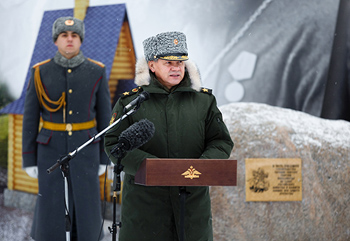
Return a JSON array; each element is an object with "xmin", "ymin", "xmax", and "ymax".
[{"xmin": 74, "ymin": 0, "xmax": 89, "ymax": 20}]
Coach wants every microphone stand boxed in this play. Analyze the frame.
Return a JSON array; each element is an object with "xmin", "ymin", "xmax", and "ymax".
[
  {"xmin": 108, "ymin": 145, "xmax": 125, "ymax": 241},
  {"xmin": 47, "ymin": 106, "xmax": 138, "ymax": 174},
  {"xmin": 179, "ymin": 186, "xmax": 190, "ymax": 241},
  {"xmin": 47, "ymin": 105, "xmax": 140, "ymax": 241},
  {"xmin": 61, "ymin": 161, "xmax": 71, "ymax": 241}
]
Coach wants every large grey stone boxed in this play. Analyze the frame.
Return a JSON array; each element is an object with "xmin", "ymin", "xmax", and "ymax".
[{"xmin": 211, "ymin": 103, "xmax": 350, "ymax": 241}]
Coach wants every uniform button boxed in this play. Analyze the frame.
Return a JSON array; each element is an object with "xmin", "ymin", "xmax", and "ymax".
[
  {"xmin": 69, "ymin": 110, "xmax": 73, "ymax": 115},
  {"xmin": 68, "ymin": 69, "xmax": 72, "ymax": 73},
  {"xmin": 69, "ymin": 89, "xmax": 73, "ymax": 94}
]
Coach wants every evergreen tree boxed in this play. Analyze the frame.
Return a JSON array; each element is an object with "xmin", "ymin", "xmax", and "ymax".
[{"xmin": 0, "ymin": 82, "xmax": 14, "ymax": 108}]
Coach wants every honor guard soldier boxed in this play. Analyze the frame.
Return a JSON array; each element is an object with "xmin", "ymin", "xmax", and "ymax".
[
  {"xmin": 104, "ymin": 31, "xmax": 234, "ymax": 241},
  {"xmin": 22, "ymin": 16, "xmax": 111, "ymax": 241}
]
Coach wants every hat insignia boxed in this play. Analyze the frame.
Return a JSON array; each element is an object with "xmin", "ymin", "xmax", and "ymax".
[
  {"xmin": 65, "ymin": 20, "xmax": 74, "ymax": 26},
  {"xmin": 174, "ymin": 39, "xmax": 179, "ymax": 45}
]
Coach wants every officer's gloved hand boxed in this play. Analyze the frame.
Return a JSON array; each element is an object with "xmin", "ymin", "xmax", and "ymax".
[
  {"xmin": 25, "ymin": 166, "xmax": 38, "ymax": 178},
  {"xmin": 98, "ymin": 165, "xmax": 107, "ymax": 176}
]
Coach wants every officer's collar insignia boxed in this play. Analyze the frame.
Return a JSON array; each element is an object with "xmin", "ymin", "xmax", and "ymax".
[
  {"xmin": 121, "ymin": 87, "xmax": 142, "ymax": 98},
  {"xmin": 200, "ymin": 87, "xmax": 212, "ymax": 94}
]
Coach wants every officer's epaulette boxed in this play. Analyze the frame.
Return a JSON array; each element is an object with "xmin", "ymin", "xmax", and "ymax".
[
  {"xmin": 32, "ymin": 59, "xmax": 51, "ymax": 69},
  {"xmin": 121, "ymin": 86, "xmax": 143, "ymax": 99},
  {"xmin": 200, "ymin": 87, "xmax": 212, "ymax": 94},
  {"xmin": 87, "ymin": 58, "xmax": 105, "ymax": 68}
]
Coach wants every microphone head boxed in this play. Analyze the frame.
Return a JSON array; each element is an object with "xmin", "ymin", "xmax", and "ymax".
[
  {"xmin": 140, "ymin": 91, "xmax": 150, "ymax": 102},
  {"xmin": 119, "ymin": 119, "xmax": 155, "ymax": 151}
]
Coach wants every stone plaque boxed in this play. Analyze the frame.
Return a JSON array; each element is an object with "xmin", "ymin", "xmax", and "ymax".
[{"xmin": 245, "ymin": 158, "xmax": 302, "ymax": 201}]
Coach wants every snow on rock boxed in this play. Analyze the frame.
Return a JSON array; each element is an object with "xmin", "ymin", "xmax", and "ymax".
[{"xmin": 211, "ymin": 102, "xmax": 350, "ymax": 241}]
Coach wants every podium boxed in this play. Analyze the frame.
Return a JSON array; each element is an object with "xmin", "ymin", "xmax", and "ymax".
[
  {"xmin": 135, "ymin": 158, "xmax": 237, "ymax": 186},
  {"xmin": 134, "ymin": 158, "xmax": 236, "ymax": 241}
]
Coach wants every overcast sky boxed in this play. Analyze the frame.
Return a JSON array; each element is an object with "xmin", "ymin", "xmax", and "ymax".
[{"xmin": 0, "ymin": 0, "xmax": 238, "ymax": 99}]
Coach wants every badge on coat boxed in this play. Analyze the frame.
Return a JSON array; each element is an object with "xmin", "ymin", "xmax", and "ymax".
[{"xmin": 109, "ymin": 112, "xmax": 117, "ymax": 125}]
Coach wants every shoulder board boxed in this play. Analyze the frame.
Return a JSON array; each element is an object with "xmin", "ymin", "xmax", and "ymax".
[
  {"xmin": 87, "ymin": 58, "xmax": 105, "ymax": 68},
  {"xmin": 200, "ymin": 87, "xmax": 212, "ymax": 94},
  {"xmin": 33, "ymin": 59, "xmax": 51, "ymax": 69},
  {"xmin": 121, "ymin": 86, "xmax": 142, "ymax": 99}
]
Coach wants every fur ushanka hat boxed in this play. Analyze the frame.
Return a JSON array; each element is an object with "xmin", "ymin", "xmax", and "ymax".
[
  {"xmin": 143, "ymin": 31, "xmax": 189, "ymax": 62},
  {"xmin": 52, "ymin": 16, "xmax": 85, "ymax": 43}
]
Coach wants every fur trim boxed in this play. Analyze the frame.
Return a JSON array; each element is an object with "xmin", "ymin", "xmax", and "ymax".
[
  {"xmin": 185, "ymin": 59, "xmax": 201, "ymax": 91},
  {"xmin": 134, "ymin": 57, "xmax": 202, "ymax": 91},
  {"xmin": 135, "ymin": 57, "xmax": 150, "ymax": 86}
]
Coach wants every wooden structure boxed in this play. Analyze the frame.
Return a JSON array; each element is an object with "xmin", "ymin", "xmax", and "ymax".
[
  {"xmin": 1, "ymin": 3, "xmax": 136, "ymax": 203},
  {"xmin": 134, "ymin": 158, "xmax": 237, "ymax": 241},
  {"xmin": 135, "ymin": 158, "xmax": 237, "ymax": 186},
  {"xmin": 74, "ymin": 0, "xmax": 89, "ymax": 20},
  {"xmin": 109, "ymin": 20, "xmax": 136, "ymax": 104}
]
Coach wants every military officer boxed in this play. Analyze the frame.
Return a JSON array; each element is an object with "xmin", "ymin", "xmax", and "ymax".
[
  {"xmin": 22, "ymin": 16, "xmax": 111, "ymax": 241},
  {"xmin": 104, "ymin": 31, "xmax": 234, "ymax": 241}
]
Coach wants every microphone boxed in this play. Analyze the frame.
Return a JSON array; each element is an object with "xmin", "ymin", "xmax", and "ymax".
[
  {"xmin": 124, "ymin": 91, "xmax": 150, "ymax": 112},
  {"xmin": 110, "ymin": 119, "xmax": 155, "ymax": 158}
]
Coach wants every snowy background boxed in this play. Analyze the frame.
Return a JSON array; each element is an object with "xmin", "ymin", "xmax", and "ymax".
[
  {"xmin": 0, "ymin": 0, "xmax": 340, "ymax": 116},
  {"xmin": 0, "ymin": 0, "xmax": 242, "ymax": 100}
]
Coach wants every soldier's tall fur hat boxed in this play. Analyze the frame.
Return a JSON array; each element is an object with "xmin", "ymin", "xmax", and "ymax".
[
  {"xmin": 143, "ymin": 31, "xmax": 189, "ymax": 62},
  {"xmin": 52, "ymin": 16, "xmax": 85, "ymax": 43}
]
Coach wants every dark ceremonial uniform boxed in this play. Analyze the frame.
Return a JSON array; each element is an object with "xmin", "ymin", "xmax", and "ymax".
[
  {"xmin": 22, "ymin": 51, "xmax": 111, "ymax": 241},
  {"xmin": 104, "ymin": 59, "xmax": 233, "ymax": 241}
]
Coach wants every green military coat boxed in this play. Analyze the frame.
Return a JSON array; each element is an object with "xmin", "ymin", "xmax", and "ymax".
[{"xmin": 104, "ymin": 58, "xmax": 233, "ymax": 241}]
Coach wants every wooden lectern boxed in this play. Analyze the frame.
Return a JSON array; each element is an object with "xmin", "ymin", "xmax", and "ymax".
[
  {"xmin": 134, "ymin": 158, "xmax": 236, "ymax": 241},
  {"xmin": 135, "ymin": 158, "xmax": 237, "ymax": 186}
]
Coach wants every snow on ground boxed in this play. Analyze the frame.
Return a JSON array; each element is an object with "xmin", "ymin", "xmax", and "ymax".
[{"xmin": 0, "ymin": 167, "xmax": 116, "ymax": 241}]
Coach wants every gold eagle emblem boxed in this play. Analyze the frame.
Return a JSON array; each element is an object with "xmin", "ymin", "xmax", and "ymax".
[{"xmin": 182, "ymin": 166, "xmax": 201, "ymax": 179}]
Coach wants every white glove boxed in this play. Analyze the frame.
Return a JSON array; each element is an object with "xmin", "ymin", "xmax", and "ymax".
[
  {"xmin": 25, "ymin": 166, "xmax": 38, "ymax": 179},
  {"xmin": 98, "ymin": 165, "xmax": 107, "ymax": 176}
]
